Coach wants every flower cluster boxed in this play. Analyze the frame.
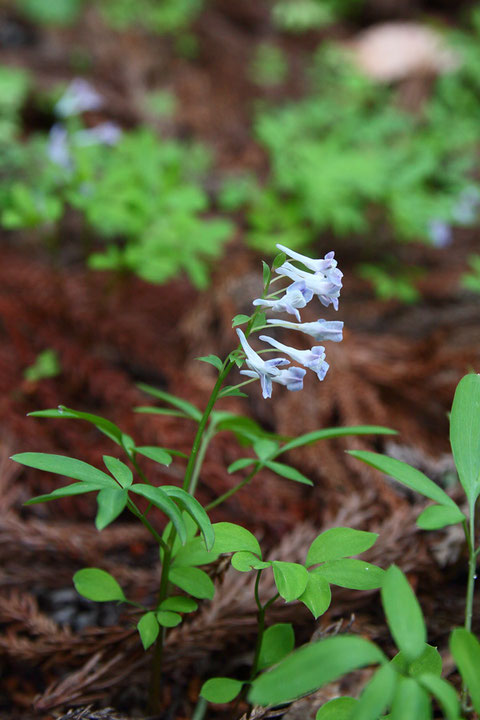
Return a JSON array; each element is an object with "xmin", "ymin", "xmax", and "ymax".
[{"xmin": 237, "ymin": 244, "xmax": 344, "ymax": 399}]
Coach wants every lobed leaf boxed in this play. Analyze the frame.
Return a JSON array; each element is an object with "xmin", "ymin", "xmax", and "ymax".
[
  {"xmin": 28, "ymin": 406, "xmax": 124, "ymax": 446},
  {"xmin": 258, "ymin": 623, "xmax": 295, "ymax": 670},
  {"xmin": 24, "ymin": 482, "xmax": 106, "ymax": 505},
  {"xmin": 450, "ymin": 373, "xmax": 480, "ymax": 509},
  {"xmin": 348, "ymin": 451, "xmax": 457, "ymax": 508},
  {"xmin": 264, "ymin": 460, "xmax": 313, "ymax": 485},
  {"xmin": 272, "ymin": 561, "xmax": 308, "ymax": 602},
  {"xmin": 306, "ymin": 527, "xmax": 378, "ymax": 566},
  {"xmin": 210, "ymin": 522, "xmax": 262, "ymax": 557},
  {"xmin": 138, "ymin": 612, "xmax": 159, "ymax": 650},
  {"xmin": 354, "ymin": 662, "xmax": 398, "ymax": 720},
  {"xmin": 73, "ymin": 568, "xmax": 125, "ymax": 602},
  {"xmin": 450, "ymin": 627, "xmax": 480, "ymax": 713},
  {"xmin": 162, "ymin": 486, "xmax": 214, "ymax": 550},
  {"xmin": 95, "ymin": 488, "xmax": 128, "ymax": 530},
  {"xmin": 416, "ymin": 504, "xmax": 465, "ymax": 530},
  {"xmin": 279, "ymin": 426, "xmax": 397, "ymax": 455},
  {"xmin": 196, "ymin": 354, "xmax": 224, "ymax": 371},
  {"xmin": 134, "ymin": 446, "xmax": 173, "ymax": 466},
  {"xmin": 299, "ymin": 573, "xmax": 331, "ymax": 619},
  {"xmin": 137, "ymin": 383, "xmax": 202, "ymax": 421},
  {"xmin": 12, "ymin": 453, "xmax": 117, "ymax": 488},
  {"xmin": 249, "ymin": 635, "xmax": 386, "ymax": 706},
  {"xmin": 201, "ymin": 677, "xmax": 244, "ymax": 703},
  {"xmin": 418, "ymin": 674, "xmax": 460, "ymax": 720},
  {"xmin": 103, "ymin": 456, "xmax": 133, "ymax": 488},
  {"xmin": 130, "ymin": 484, "xmax": 187, "ymax": 544},
  {"xmin": 313, "ymin": 559, "xmax": 384, "ymax": 590},
  {"xmin": 169, "ymin": 566, "xmax": 215, "ymax": 600},
  {"xmin": 315, "ymin": 698, "xmax": 357, "ymax": 720},
  {"xmin": 381, "ymin": 565, "xmax": 426, "ymax": 663}
]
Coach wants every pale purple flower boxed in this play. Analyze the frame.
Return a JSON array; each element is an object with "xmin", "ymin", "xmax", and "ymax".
[
  {"xmin": 276, "ymin": 261, "xmax": 342, "ymax": 310},
  {"xmin": 236, "ymin": 329, "xmax": 289, "ymax": 399},
  {"xmin": 427, "ymin": 220, "xmax": 452, "ymax": 248},
  {"xmin": 267, "ymin": 318, "xmax": 344, "ymax": 343},
  {"xmin": 252, "ymin": 281, "xmax": 313, "ymax": 321},
  {"xmin": 55, "ymin": 78, "xmax": 103, "ymax": 118},
  {"xmin": 276, "ymin": 244, "xmax": 338, "ymax": 274},
  {"xmin": 271, "ymin": 365, "xmax": 306, "ymax": 392},
  {"xmin": 75, "ymin": 121, "xmax": 122, "ymax": 147},
  {"xmin": 259, "ymin": 335, "xmax": 329, "ymax": 380},
  {"xmin": 47, "ymin": 124, "xmax": 71, "ymax": 169}
]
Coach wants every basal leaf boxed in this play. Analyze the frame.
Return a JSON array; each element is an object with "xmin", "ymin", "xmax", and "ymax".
[
  {"xmin": 389, "ymin": 676, "xmax": 430, "ymax": 720},
  {"xmin": 450, "ymin": 373, "xmax": 480, "ymax": 509},
  {"xmin": 258, "ymin": 623, "xmax": 295, "ymax": 670},
  {"xmin": 272, "ymin": 561, "xmax": 308, "ymax": 602},
  {"xmin": 381, "ymin": 566, "xmax": 426, "ymax": 663},
  {"xmin": 95, "ymin": 488, "xmax": 128, "ymax": 530},
  {"xmin": 418, "ymin": 673, "xmax": 460, "ymax": 720},
  {"xmin": 306, "ymin": 527, "xmax": 378, "ymax": 566},
  {"xmin": 450, "ymin": 627, "xmax": 480, "ymax": 713},
  {"xmin": 249, "ymin": 635, "xmax": 386, "ymax": 706},
  {"xmin": 73, "ymin": 568, "xmax": 125, "ymax": 602},
  {"xmin": 315, "ymin": 697, "xmax": 357, "ymax": 720},
  {"xmin": 391, "ymin": 644, "xmax": 442, "ymax": 678},
  {"xmin": 354, "ymin": 663, "xmax": 398, "ymax": 720},
  {"xmin": 348, "ymin": 451, "xmax": 457, "ymax": 508},
  {"xmin": 201, "ymin": 677, "xmax": 244, "ymax": 703}
]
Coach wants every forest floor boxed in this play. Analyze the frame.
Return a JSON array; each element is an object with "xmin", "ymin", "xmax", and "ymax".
[{"xmin": 1, "ymin": 1, "xmax": 480, "ymax": 718}]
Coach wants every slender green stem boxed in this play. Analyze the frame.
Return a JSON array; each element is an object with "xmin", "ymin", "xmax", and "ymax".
[
  {"xmin": 183, "ymin": 362, "xmax": 234, "ymax": 494},
  {"xmin": 464, "ymin": 508, "xmax": 477, "ymax": 633},
  {"xmin": 189, "ymin": 423, "xmax": 216, "ymax": 497},
  {"xmin": 205, "ymin": 469, "xmax": 258, "ymax": 511},
  {"xmin": 127, "ymin": 499, "xmax": 168, "ymax": 552}
]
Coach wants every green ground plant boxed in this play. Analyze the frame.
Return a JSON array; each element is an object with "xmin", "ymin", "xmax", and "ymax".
[
  {"xmin": 218, "ymin": 19, "xmax": 480, "ymax": 256},
  {"xmin": 1, "ymin": 123, "xmax": 233, "ymax": 288}
]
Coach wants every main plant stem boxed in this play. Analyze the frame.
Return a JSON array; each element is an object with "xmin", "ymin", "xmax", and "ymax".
[
  {"xmin": 148, "ymin": 362, "xmax": 234, "ymax": 712},
  {"xmin": 464, "ymin": 509, "xmax": 477, "ymax": 633}
]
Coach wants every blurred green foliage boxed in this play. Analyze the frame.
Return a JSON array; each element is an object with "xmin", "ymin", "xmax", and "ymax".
[
  {"xmin": 272, "ymin": 0, "xmax": 362, "ymax": 32},
  {"xmin": 228, "ymin": 30, "xmax": 480, "ymax": 254},
  {"xmin": 24, "ymin": 349, "xmax": 61, "ymax": 382},
  {"xmin": 249, "ymin": 44, "xmax": 288, "ymax": 88}
]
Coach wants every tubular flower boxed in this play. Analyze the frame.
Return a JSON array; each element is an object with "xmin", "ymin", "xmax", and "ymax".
[
  {"xmin": 276, "ymin": 245, "xmax": 338, "ymax": 274},
  {"xmin": 267, "ymin": 318, "xmax": 344, "ymax": 343},
  {"xmin": 252, "ymin": 281, "xmax": 313, "ymax": 321},
  {"xmin": 236, "ymin": 329, "xmax": 289, "ymax": 399},
  {"xmin": 259, "ymin": 335, "xmax": 329, "ymax": 381},
  {"xmin": 275, "ymin": 261, "xmax": 343, "ymax": 311}
]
